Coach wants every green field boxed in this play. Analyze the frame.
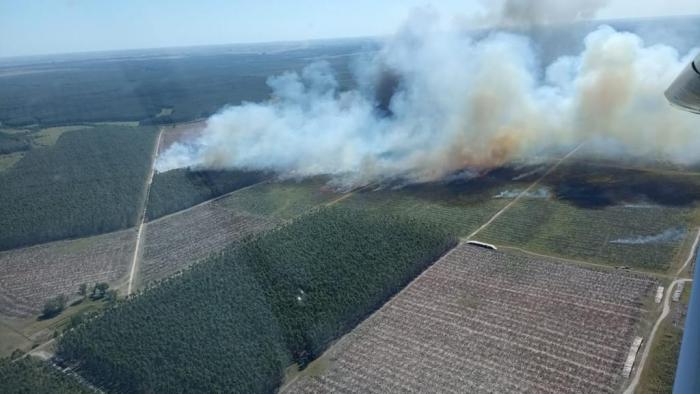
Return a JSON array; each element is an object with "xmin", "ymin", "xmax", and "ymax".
[
  {"xmin": 218, "ymin": 178, "xmax": 342, "ymax": 220},
  {"xmin": 0, "ymin": 125, "xmax": 158, "ymax": 250},
  {"xmin": 57, "ymin": 206, "xmax": 456, "ymax": 393},
  {"xmin": 639, "ymin": 283, "xmax": 692, "ymax": 393},
  {"xmin": 478, "ymin": 198, "xmax": 694, "ymax": 271},
  {"xmin": 32, "ymin": 125, "xmax": 94, "ymax": 147}
]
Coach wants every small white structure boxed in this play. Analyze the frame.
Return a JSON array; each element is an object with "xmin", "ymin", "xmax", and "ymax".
[
  {"xmin": 466, "ymin": 241, "xmax": 497, "ymax": 250},
  {"xmin": 673, "ymin": 282, "xmax": 685, "ymax": 302},
  {"xmin": 655, "ymin": 286, "xmax": 664, "ymax": 304},
  {"xmin": 623, "ymin": 336, "xmax": 644, "ymax": 378}
]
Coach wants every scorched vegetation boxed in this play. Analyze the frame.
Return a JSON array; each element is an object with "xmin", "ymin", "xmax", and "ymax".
[{"xmin": 478, "ymin": 161, "xmax": 700, "ymax": 271}]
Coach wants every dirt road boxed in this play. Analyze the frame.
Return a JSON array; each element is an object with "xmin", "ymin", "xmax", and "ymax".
[
  {"xmin": 126, "ymin": 128, "xmax": 163, "ymax": 296},
  {"xmin": 467, "ymin": 144, "xmax": 582, "ymax": 240},
  {"xmin": 624, "ymin": 278, "xmax": 693, "ymax": 394},
  {"xmin": 624, "ymin": 229, "xmax": 698, "ymax": 394}
]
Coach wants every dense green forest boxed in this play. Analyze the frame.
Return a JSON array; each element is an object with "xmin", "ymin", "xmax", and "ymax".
[
  {"xmin": 146, "ymin": 168, "xmax": 268, "ymax": 219},
  {"xmin": 58, "ymin": 206, "xmax": 456, "ymax": 392},
  {"xmin": 0, "ymin": 126, "xmax": 158, "ymax": 250},
  {"xmin": 0, "ymin": 43, "xmax": 361, "ymax": 127},
  {"xmin": 0, "ymin": 357, "xmax": 91, "ymax": 394},
  {"xmin": 0, "ymin": 131, "xmax": 31, "ymax": 154}
]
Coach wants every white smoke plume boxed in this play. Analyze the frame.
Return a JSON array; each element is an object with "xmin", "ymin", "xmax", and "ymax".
[
  {"xmin": 157, "ymin": 12, "xmax": 700, "ymax": 187},
  {"xmin": 610, "ymin": 227, "xmax": 686, "ymax": 244},
  {"xmin": 494, "ymin": 187, "xmax": 550, "ymax": 199}
]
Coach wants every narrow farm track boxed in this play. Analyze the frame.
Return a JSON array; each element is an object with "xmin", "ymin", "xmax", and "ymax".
[
  {"xmin": 624, "ymin": 228, "xmax": 699, "ymax": 394},
  {"xmin": 624, "ymin": 278, "xmax": 693, "ymax": 394},
  {"xmin": 126, "ymin": 128, "xmax": 163, "ymax": 296},
  {"xmin": 467, "ymin": 144, "xmax": 582, "ymax": 240},
  {"xmin": 324, "ymin": 184, "xmax": 371, "ymax": 207},
  {"xmin": 677, "ymin": 229, "xmax": 700, "ymax": 277}
]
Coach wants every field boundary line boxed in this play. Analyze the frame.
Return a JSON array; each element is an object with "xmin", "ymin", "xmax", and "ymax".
[
  {"xmin": 14, "ymin": 338, "xmax": 55, "ymax": 362},
  {"xmin": 145, "ymin": 179, "xmax": 271, "ymax": 225},
  {"xmin": 466, "ymin": 144, "xmax": 582, "ymax": 240},
  {"xmin": 495, "ymin": 245, "xmax": 671, "ymax": 279},
  {"xmin": 126, "ymin": 128, "xmax": 163, "ymax": 296},
  {"xmin": 279, "ymin": 242, "xmax": 462, "ymax": 392}
]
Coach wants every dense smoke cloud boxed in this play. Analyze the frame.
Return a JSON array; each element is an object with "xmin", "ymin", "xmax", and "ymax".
[
  {"xmin": 157, "ymin": 12, "xmax": 699, "ymax": 187},
  {"xmin": 497, "ymin": 0, "xmax": 611, "ymax": 26}
]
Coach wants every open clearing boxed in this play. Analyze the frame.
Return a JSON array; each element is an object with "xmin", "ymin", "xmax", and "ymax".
[
  {"xmin": 0, "ymin": 151, "xmax": 23, "ymax": 171},
  {"xmin": 31, "ymin": 125, "xmax": 94, "ymax": 146},
  {"xmin": 139, "ymin": 202, "xmax": 278, "ymax": 286},
  {"xmin": 158, "ymin": 121, "xmax": 206, "ymax": 153},
  {"xmin": 0, "ymin": 229, "xmax": 135, "ymax": 317},
  {"xmin": 138, "ymin": 179, "xmax": 341, "ymax": 287},
  {"xmin": 283, "ymin": 244, "xmax": 657, "ymax": 394}
]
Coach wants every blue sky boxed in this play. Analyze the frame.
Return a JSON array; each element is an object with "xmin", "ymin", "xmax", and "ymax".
[{"xmin": 1, "ymin": 0, "xmax": 699, "ymax": 58}]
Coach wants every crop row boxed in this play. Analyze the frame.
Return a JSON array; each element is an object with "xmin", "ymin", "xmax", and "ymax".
[
  {"xmin": 283, "ymin": 244, "xmax": 657, "ymax": 393},
  {"xmin": 139, "ymin": 197, "xmax": 281, "ymax": 286},
  {"xmin": 0, "ymin": 230, "xmax": 135, "ymax": 317}
]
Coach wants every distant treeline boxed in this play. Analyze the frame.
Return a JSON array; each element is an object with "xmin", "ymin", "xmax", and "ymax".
[
  {"xmin": 0, "ymin": 46, "xmax": 358, "ymax": 128},
  {"xmin": 58, "ymin": 206, "xmax": 457, "ymax": 393},
  {"xmin": 0, "ymin": 357, "xmax": 91, "ymax": 394},
  {"xmin": 0, "ymin": 131, "xmax": 31, "ymax": 154},
  {"xmin": 146, "ymin": 169, "xmax": 269, "ymax": 220},
  {"xmin": 0, "ymin": 126, "xmax": 158, "ymax": 251}
]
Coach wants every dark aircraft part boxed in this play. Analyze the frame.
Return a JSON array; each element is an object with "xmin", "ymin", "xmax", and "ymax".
[{"xmin": 665, "ymin": 53, "xmax": 700, "ymax": 114}]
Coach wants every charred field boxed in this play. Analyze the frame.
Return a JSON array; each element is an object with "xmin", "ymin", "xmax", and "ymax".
[{"xmin": 476, "ymin": 158, "xmax": 700, "ymax": 272}]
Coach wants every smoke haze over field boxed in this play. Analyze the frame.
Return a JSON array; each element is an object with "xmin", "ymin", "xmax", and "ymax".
[
  {"xmin": 157, "ymin": 10, "xmax": 700, "ymax": 187},
  {"xmin": 610, "ymin": 227, "xmax": 686, "ymax": 244}
]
